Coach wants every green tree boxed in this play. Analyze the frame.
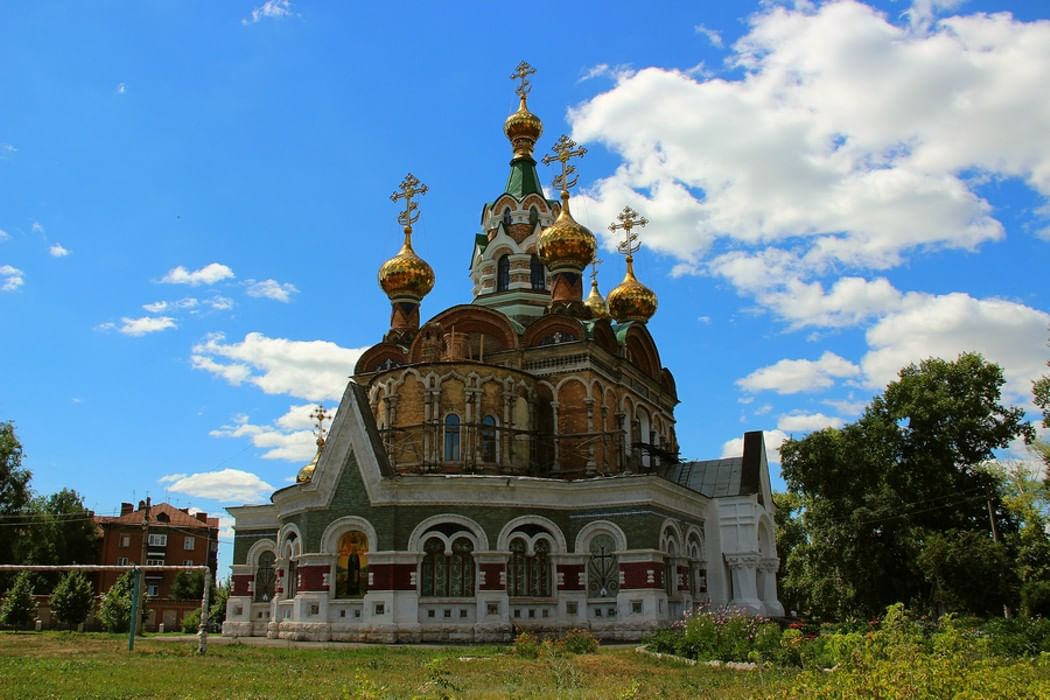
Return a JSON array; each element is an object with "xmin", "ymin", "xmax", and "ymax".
[
  {"xmin": 772, "ymin": 491, "xmax": 807, "ymax": 615},
  {"xmin": 209, "ymin": 579, "xmax": 228, "ymax": 627},
  {"xmin": 0, "ymin": 422, "xmax": 32, "ymax": 569},
  {"xmin": 917, "ymin": 529, "xmax": 1012, "ymax": 616},
  {"xmin": 97, "ymin": 570, "xmax": 146, "ymax": 633},
  {"xmin": 49, "ymin": 571, "xmax": 94, "ymax": 630},
  {"xmin": 1033, "ymin": 342, "xmax": 1050, "ymax": 473},
  {"xmin": 781, "ymin": 353, "xmax": 1033, "ymax": 619},
  {"xmin": 0, "ymin": 571, "xmax": 38, "ymax": 627},
  {"xmin": 169, "ymin": 570, "xmax": 205, "ymax": 601}
]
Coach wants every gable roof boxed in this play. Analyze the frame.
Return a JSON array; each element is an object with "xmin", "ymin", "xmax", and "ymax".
[{"xmin": 96, "ymin": 502, "xmax": 219, "ymax": 529}]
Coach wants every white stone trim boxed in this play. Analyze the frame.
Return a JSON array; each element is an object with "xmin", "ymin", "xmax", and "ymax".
[
  {"xmin": 496, "ymin": 515, "xmax": 567, "ymax": 552},
  {"xmin": 574, "ymin": 519, "xmax": 628, "ymax": 554},
  {"xmin": 407, "ymin": 513, "xmax": 490, "ymax": 552},
  {"xmin": 246, "ymin": 538, "xmax": 277, "ymax": 568},
  {"xmin": 320, "ymin": 516, "xmax": 379, "ymax": 554}
]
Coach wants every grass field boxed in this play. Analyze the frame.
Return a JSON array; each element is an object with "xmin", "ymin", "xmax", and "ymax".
[{"xmin": 0, "ymin": 632, "xmax": 797, "ymax": 699}]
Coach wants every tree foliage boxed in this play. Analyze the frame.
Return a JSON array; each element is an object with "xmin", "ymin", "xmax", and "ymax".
[
  {"xmin": 49, "ymin": 570, "xmax": 94, "ymax": 629},
  {"xmin": 169, "ymin": 570, "xmax": 205, "ymax": 601},
  {"xmin": 97, "ymin": 570, "xmax": 146, "ymax": 633},
  {"xmin": 0, "ymin": 422, "xmax": 31, "ymax": 567},
  {"xmin": 780, "ymin": 353, "xmax": 1033, "ymax": 619},
  {"xmin": 0, "ymin": 571, "xmax": 38, "ymax": 627}
]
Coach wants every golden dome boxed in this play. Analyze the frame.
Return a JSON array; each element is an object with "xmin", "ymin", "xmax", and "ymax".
[
  {"xmin": 607, "ymin": 258, "xmax": 657, "ymax": 322},
  {"xmin": 585, "ymin": 277, "xmax": 610, "ymax": 320},
  {"xmin": 504, "ymin": 96, "xmax": 543, "ymax": 159},
  {"xmin": 378, "ymin": 229, "xmax": 435, "ymax": 301},
  {"xmin": 296, "ymin": 443, "xmax": 321, "ymax": 484},
  {"xmin": 537, "ymin": 195, "xmax": 597, "ymax": 272}
]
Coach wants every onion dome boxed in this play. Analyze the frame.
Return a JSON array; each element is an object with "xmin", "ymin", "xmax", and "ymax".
[
  {"xmin": 537, "ymin": 194, "xmax": 597, "ymax": 272},
  {"xmin": 295, "ymin": 445, "xmax": 320, "ymax": 484},
  {"xmin": 607, "ymin": 258, "xmax": 658, "ymax": 323},
  {"xmin": 504, "ymin": 95, "xmax": 543, "ymax": 159},
  {"xmin": 378, "ymin": 228, "xmax": 435, "ymax": 302},
  {"xmin": 585, "ymin": 279, "xmax": 610, "ymax": 319}
]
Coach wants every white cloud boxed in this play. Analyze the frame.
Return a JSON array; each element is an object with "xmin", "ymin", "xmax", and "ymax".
[
  {"xmin": 49, "ymin": 243, "xmax": 71, "ymax": 257},
  {"xmin": 721, "ymin": 429, "xmax": 789, "ymax": 463},
  {"xmin": 161, "ymin": 263, "xmax": 234, "ymax": 286},
  {"xmin": 777, "ymin": 411, "xmax": 845, "ymax": 433},
  {"xmin": 569, "ymin": 2, "xmax": 1050, "ymax": 323},
  {"xmin": 116, "ymin": 82, "xmax": 126, "ymax": 94},
  {"xmin": 210, "ymin": 403, "xmax": 334, "ymax": 462},
  {"xmin": 822, "ymin": 397, "xmax": 867, "ymax": 416},
  {"xmin": 158, "ymin": 468, "xmax": 274, "ymax": 503},
  {"xmin": 694, "ymin": 23, "xmax": 724, "ymax": 48},
  {"xmin": 754, "ymin": 404, "xmax": 773, "ymax": 416},
  {"xmin": 243, "ymin": 0, "xmax": 294, "ymax": 25},
  {"xmin": 0, "ymin": 229, "xmax": 9, "ymax": 241},
  {"xmin": 245, "ymin": 278, "xmax": 299, "ymax": 302},
  {"xmin": 31, "ymin": 221, "xmax": 44, "ymax": 234},
  {"xmin": 1, "ymin": 265, "xmax": 24, "ymax": 291},
  {"xmin": 191, "ymin": 331, "xmax": 366, "ymax": 401},
  {"xmin": 207, "ymin": 296, "xmax": 234, "ymax": 311},
  {"xmin": 112, "ymin": 315, "xmax": 177, "ymax": 336},
  {"xmin": 578, "ymin": 63, "xmax": 635, "ymax": 83},
  {"xmin": 738, "ymin": 351, "xmax": 860, "ymax": 394},
  {"xmin": 0, "ymin": 144, "xmax": 15, "ymax": 158},
  {"xmin": 218, "ymin": 515, "xmax": 235, "ymax": 540},
  {"xmin": 861, "ymin": 292, "xmax": 1050, "ymax": 403}
]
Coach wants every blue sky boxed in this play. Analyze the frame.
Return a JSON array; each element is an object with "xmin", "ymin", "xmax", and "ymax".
[{"xmin": 2, "ymin": 1, "xmax": 1048, "ymax": 576}]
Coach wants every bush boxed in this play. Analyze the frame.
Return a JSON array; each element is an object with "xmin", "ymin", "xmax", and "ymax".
[
  {"xmin": 1022, "ymin": 580, "xmax": 1050, "ymax": 618},
  {"xmin": 513, "ymin": 631, "xmax": 541, "ymax": 658},
  {"xmin": 982, "ymin": 617, "xmax": 1050, "ymax": 658},
  {"xmin": 97, "ymin": 571, "xmax": 147, "ymax": 633},
  {"xmin": 644, "ymin": 627, "xmax": 679, "ymax": 655},
  {"xmin": 50, "ymin": 571, "xmax": 94, "ymax": 630},
  {"xmin": 0, "ymin": 572, "xmax": 37, "ymax": 628},
  {"xmin": 753, "ymin": 622, "xmax": 784, "ymax": 664},
  {"xmin": 181, "ymin": 608, "xmax": 201, "ymax": 633},
  {"xmin": 562, "ymin": 627, "xmax": 599, "ymax": 654}
]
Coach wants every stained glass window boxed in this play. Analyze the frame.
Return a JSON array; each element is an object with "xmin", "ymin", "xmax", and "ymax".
[
  {"xmin": 531, "ymin": 539, "xmax": 551, "ymax": 597},
  {"xmin": 588, "ymin": 534, "xmax": 619, "ymax": 598},
  {"xmin": 254, "ymin": 551, "xmax": 275, "ymax": 602},
  {"xmin": 529, "ymin": 206, "xmax": 539, "ymax": 226},
  {"xmin": 450, "ymin": 538, "xmax": 475, "ymax": 596},
  {"xmin": 335, "ymin": 531, "xmax": 369, "ymax": 598}
]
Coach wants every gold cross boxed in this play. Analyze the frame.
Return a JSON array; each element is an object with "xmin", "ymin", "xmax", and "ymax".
[
  {"xmin": 590, "ymin": 256, "xmax": 603, "ymax": 284},
  {"xmin": 609, "ymin": 206, "xmax": 648, "ymax": 260},
  {"xmin": 390, "ymin": 173, "xmax": 429, "ymax": 232},
  {"xmin": 310, "ymin": 404, "xmax": 332, "ymax": 446},
  {"xmin": 510, "ymin": 60, "xmax": 536, "ymax": 100},
  {"xmin": 542, "ymin": 135, "xmax": 587, "ymax": 195}
]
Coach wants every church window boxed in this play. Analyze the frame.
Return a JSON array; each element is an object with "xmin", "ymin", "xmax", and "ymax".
[
  {"xmin": 335, "ymin": 531, "xmax": 369, "ymax": 598},
  {"xmin": 444, "ymin": 414, "xmax": 461, "ymax": 462},
  {"xmin": 480, "ymin": 415, "xmax": 497, "ymax": 462},
  {"xmin": 502, "ymin": 207, "xmax": 512, "ymax": 227},
  {"xmin": 529, "ymin": 538, "xmax": 551, "ymax": 597},
  {"xmin": 421, "ymin": 536, "xmax": 475, "ymax": 597},
  {"xmin": 508, "ymin": 538, "xmax": 527, "ymax": 596},
  {"xmin": 587, "ymin": 534, "xmax": 619, "ymax": 598},
  {"xmin": 285, "ymin": 558, "xmax": 298, "ymax": 599},
  {"xmin": 529, "ymin": 206, "xmax": 539, "ymax": 226},
  {"xmin": 530, "ymin": 255, "xmax": 546, "ymax": 290},
  {"xmin": 496, "ymin": 255, "xmax": 510, "ymax": 292}
]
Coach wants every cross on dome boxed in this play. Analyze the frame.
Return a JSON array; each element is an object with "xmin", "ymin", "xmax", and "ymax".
[{"xmin": 390, "ymin": 173, "xmax": 429, "ymax": 233}]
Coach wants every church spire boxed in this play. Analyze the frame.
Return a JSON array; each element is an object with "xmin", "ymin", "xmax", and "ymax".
[
  {"xmin": 378, "ymin": 173, "xmax": 435, "ymax": 342},
  {"xmin": 585, "ymin": 257, "xmax": 610, "ymax": 320},
  {"xmin": 504, "ymin": 61, "xmax": 543, "ymax": 162},
  {"xmin": 606, "ymin": 206, "xmax": 658, "ymax": 323}
]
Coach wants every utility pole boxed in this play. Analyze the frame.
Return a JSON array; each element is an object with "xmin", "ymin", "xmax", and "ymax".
[
  {"xmin": 137, "ymin": 497, "xmax": 151, "ymax": 635},
  {"xmin": 986, "ymin": 491, "xmax": 1010, "ymax": 619}
]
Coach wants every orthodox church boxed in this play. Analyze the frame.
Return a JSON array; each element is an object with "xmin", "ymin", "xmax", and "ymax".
[{"xmin": 223, "ymin": 63, "xmax": 782, "ymax": 643}]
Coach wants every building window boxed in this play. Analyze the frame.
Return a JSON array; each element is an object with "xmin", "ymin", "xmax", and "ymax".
[
  {"xmin": 148, "ymin": 534, "xmax": 167, "ymax": 547},
  {"xmin": 254, "ymin": 551, "xmax": 275, "ymax": 602},
  {"xmin": 146, "ymin": 584, "xmax": 159, "ymax": 597},
  {"xmin": 183, "ymin": 560, "xmax": 194, "ymax": 566},
  {"xmin": 529, "ymin": 255, "xmax": 546, "ymax": 290},
  {"xmin": 420, "ymin": 536, "xmax": 475, "ymax": 597},
  {"xmin": 444, "ymin": 414, "xmax": 461, "ymax": 462},
  {"xmin": 501, "ymin": 207, "xmax": 512, "ymax": 228},
  {"xmin": 184, "ymin": 536, "xmax": 195, "ymax": 550},
  {"xmin": 119, "ymin": 535, "xmax": 130, "ymax": 548},
  {"xmin": 117, "ymin": 557, "xmax": 129, "ymax": 566},
  {"xmin": 529, "ymin": 206, "xmax": 539, "ymax": 226},
  {"xmin": 496, "ymin": 255, "xmax": 510, "ymax": 292},
  {"xmin": 335, "ymin": 531, "xmax": 369, "ymax": 598},
  {"xmin": 146, "ymin": 558, "xmax": 165, "ymax": 566},
  {"xmin": 508, "ymin": 537, "xmax": 551, "ymax": 598},
  {"xmin": 285, "ymin": 558, "xmax": 298, "ymax": 599},
  {"xmin": 587, "ymin": 534, "xmax": 619, "ymax": 598},
  {"xmin": 480, "ymin": 415, "xmax": 497, "ymax": 463}
]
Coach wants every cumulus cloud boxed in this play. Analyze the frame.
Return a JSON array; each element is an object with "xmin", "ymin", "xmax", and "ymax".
[
  {"xmin": 158, "ymin": 468, "xmax": 274, "ymax": 502},
  {"xmin": 0, "ymin": 144, "xmax": 15, "ymax": 158},
  {"xmin": 100, "ymin": 315, "xmax": 177, "ymax": 336},
  {"xmin": 161, "ymin": 263, "xmax": 234, "ymax": 286},
  {"xmin": 243, "ymin": 0, "xmax": 294, "ymax": 25},
  {"xmin": 738, "ymin": 351, "xmax": 861, "ymax": 394},
  {"xmin": 721, "ymin": 429, "xmax": 789, "ymax": 463},
  {"xmin": 694, "ymin": 23, "xmax": 724, "ymax": 47},
  {"xmin": 0, "ymin": 229, "xmax": 9, "ymax": 241},
  {"xmin": 569, "ymin": 2, "xmax": 1050, "ymax": 329},
  {"xmin": 777, "ymin": 412, "xmax": 846, "ymax": 433},
  {"xmin": 116, "ymin": 82, "xmax": 126, "ymax": 95},
  {"xmin": 48, "ymin": 243, "xmax": 71, "ymax": 257},
  {"xmin": 31, "ymin": 221, "xmax": 44, "ymax": 234},
  {"xmin": 191, "ymin": 331, "xmax": 366, "ymax": 401},
  {"xmin": 1, "ymin": 265, "xmax": 24, "ymax": 291},
  {"xmin": 210, "ymin": 403, "xmax": 335, "ymax": 462},
  {"xmin": 245, "ymin": 278, "xmax": 299, "ymax": 302}
]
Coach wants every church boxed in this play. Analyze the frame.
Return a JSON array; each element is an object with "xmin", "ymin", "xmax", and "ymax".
[{"xmin": 222, "ymin": 63, "xmax": 782, "ymax": 643}]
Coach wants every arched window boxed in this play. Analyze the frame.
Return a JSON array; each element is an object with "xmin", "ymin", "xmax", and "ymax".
[
  {"xmin": 285, "ymin": 559, "xmax": 298, "ymax": 599},
  {"xmin": 502, "ymin": 207, "xmax": 512, "ymax": 228},
  {"xmin": 529, "ymin": 206, "xmax": 539, "ymax": 226},
  {"xmin": 496, "ymin": 255, "xmax": 510, "ymax": 292},
  {"xmin": 664, "ymin": 538, "xmax": 677, "ymax": 597},
  {"xmin": 254, "ymin": 551, "xmax": 275, "ymax": 602},
  {"xmin": 444, "ymin": 414, "xmax": 461, "ymax": 462},
  {"xmin": 529, "ymin": 255, "xmax": 546, "ymax": 290},
  {"xmin": 587, "ymin": 534, "xmax": 619, "ymax": 598},
  {"xmin": 480, "ymin": 415, "xmax": 497, "ymax": 463},
  {"xmin": 421, "ymin": 536, "xmax": 475, "ymax": 597},
  {"xmin": 335, "ymin": 531, "xmax": 369, "ymax": 598},
  {"xmin": 508, "ymin": 537, "xmax": 552, "ymax": 597}
]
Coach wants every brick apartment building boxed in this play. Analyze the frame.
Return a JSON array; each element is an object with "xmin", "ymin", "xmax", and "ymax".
[{"xmin": 95, "ymin": 499, "xmax": 219, "ymax": 631}]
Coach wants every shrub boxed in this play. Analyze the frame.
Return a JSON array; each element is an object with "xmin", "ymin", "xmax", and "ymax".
[
  {"xmin": 97, "ymin": 570, "xmax": 147, "ymax": 633},
  {"xmin": 181, "ymin": 608, "xmax": 201, "ymax": 633},
  {"xmin": 982, "ymin": 617, "xmax": 1050, "ymax": 658},
  {"xmin": 753, "ymin": 622, "xmax": 784, "ymax": 664},
  {"xmin": 513, "ymin": 631, "xmax": 541, "ymax": 658},
  {"xmin": 674, "ymin": 604, "xmax": 769, "ymax": 663},
  {"xmin": 0, "ymin": 572, "xmax": 37, "ymax": 628},
  {"xmin": 562, "ymin": 627, "xmax": 599, "ymax": 654},
  {"xmin": 50, "ymin": 571, "xmax": 94, "ymax": 630},
  {"xmin": 1022, "ymin": 580, "xmax": 1050, "ymax": 618},
  {"xmin": 644, "ymin": 627, "xmax": 680, "ymax": 655}
]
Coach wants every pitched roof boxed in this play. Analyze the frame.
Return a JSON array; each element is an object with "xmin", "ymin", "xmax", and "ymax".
[
  {"xmin": 659, "ymin": 431, "xmax": 766, "ymax": 499},
  {"xmin": 96, "ymin": 502, "xmax": 219, "ymax": 529}
]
